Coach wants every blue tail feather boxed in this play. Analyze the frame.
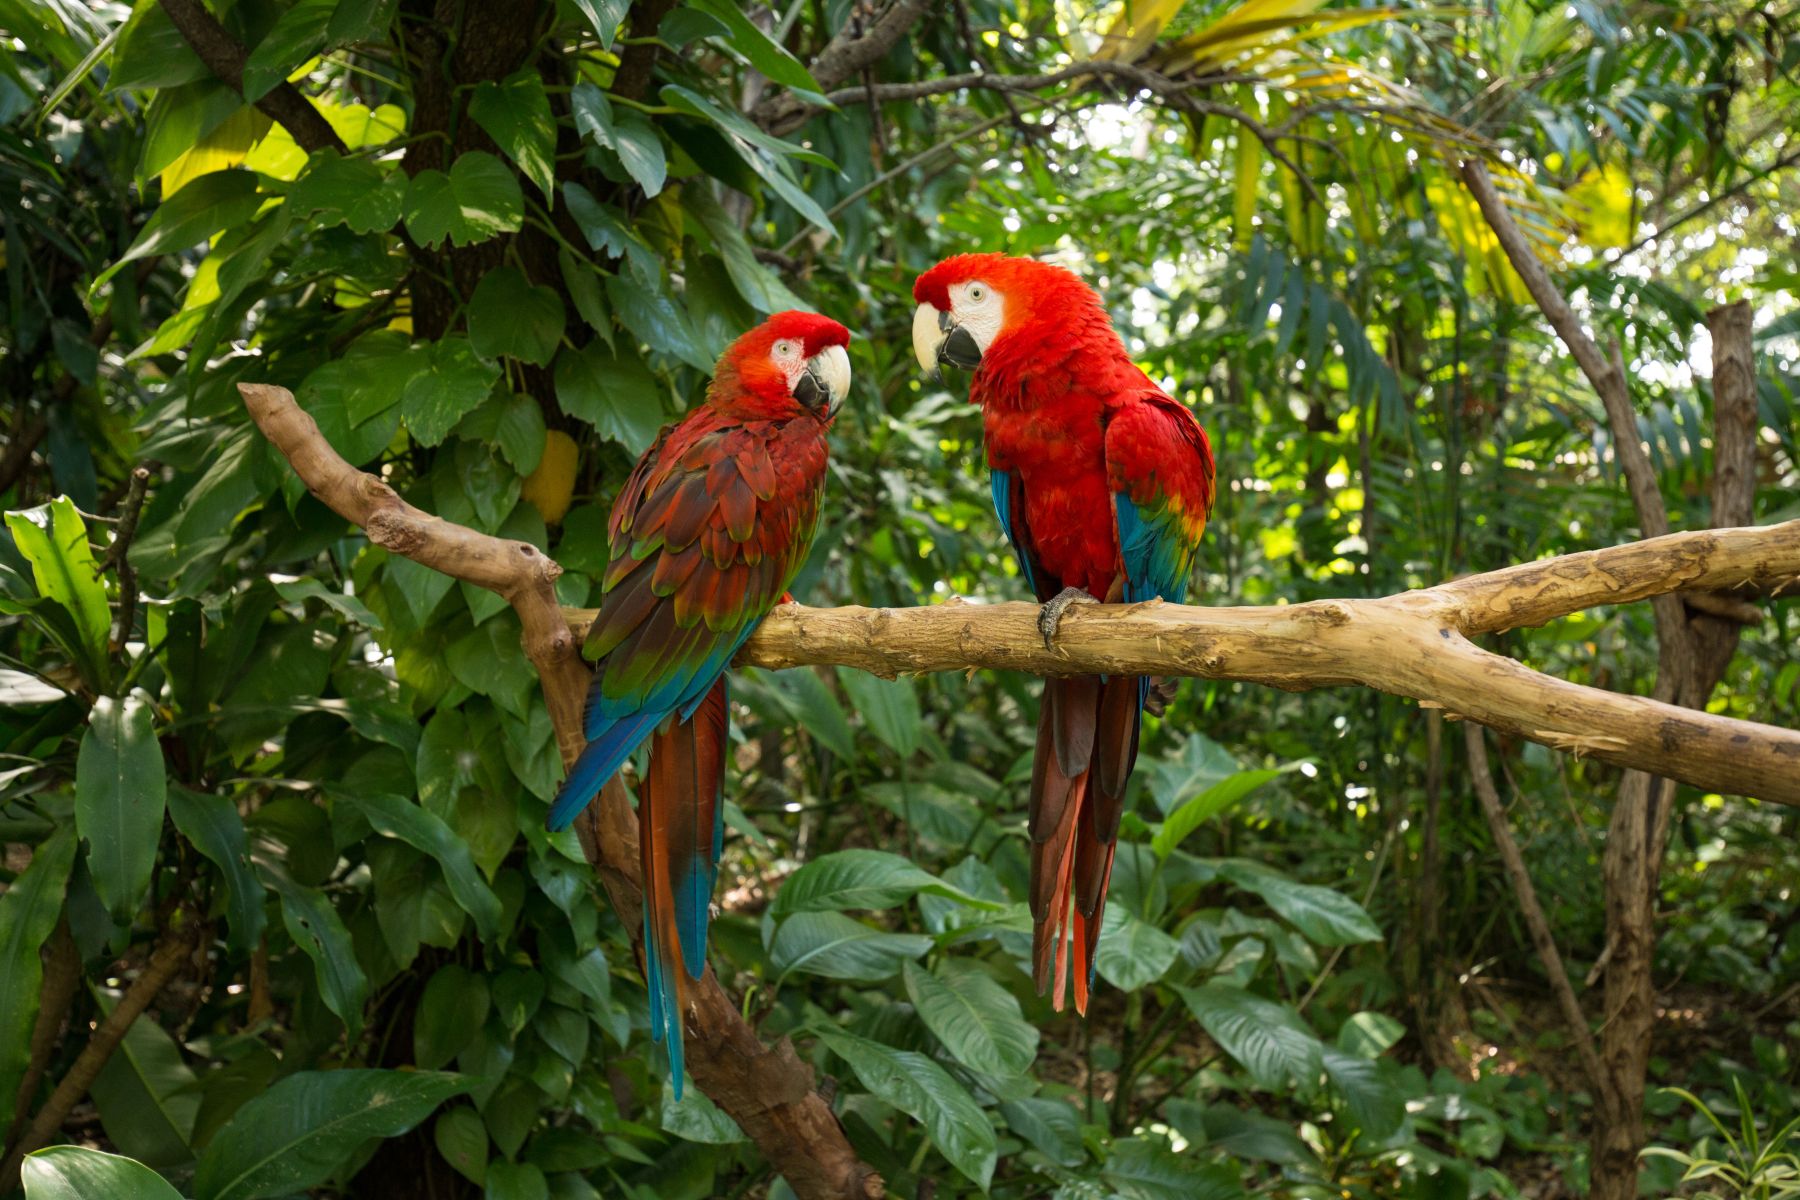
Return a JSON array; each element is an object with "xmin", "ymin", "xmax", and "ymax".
[{"xmin": 546, "ymin": 708, "xmax": 663, "ymax": 831}]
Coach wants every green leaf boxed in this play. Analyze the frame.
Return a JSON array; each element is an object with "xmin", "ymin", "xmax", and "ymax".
[
  {"xmin": 553, "ymin": 340, "xmax": 667, "ymax": 454},
  {"xmin": 1152, "ymin": 764, "xmax": 1300, "ymax": 858},
  {"xmin": 603, "ymin": 110, "xmax": 667, "ymax": 197},
  {"xmin": 1322, "ymin": 1045, "xmax": 1405, "ymax": 1138},
  {"xmin": 272, "ymin": 577, "xmax": 383, "ymax": 629},
  {"xmin": 1146, "ymin": 732, "xmax": 1241, "ymax": 816},
  {"xmin": 402, "ymin": 337, "xmax": 502, "ymax": 446},
  {"xmin": 468, "ymin": 70, "xmax": 556, "ymax": 200},
  {"xmin": 6, "ymin": 497, "xmax": 111, "ymax": 678},
  {"xmin": 192, "ymin": 1069, "xmax": 471, "ymax": 1200},
  {"xmin": 903, "ymin": 959, "xmax": 1038, "ymax": 1077},
  {"xmin": 485, "ymin": 1161, "xmax": 549, "ymax": 1200},
  {"xmin": 1177, "ymin": 983, "xmax": 1323, "ymax": 1090},
  {"xmin": 1214, "ymin": 860, "xmax": 1382, "ymax": 946},
  {"xmin": 167, "ymin": 786, "xmax": 267, "ymax": 955},
  {"xmin": 109, "ymin": 3, "xmax": 209, "ymax": 90},
  {"xmin": 572, "ymin": 0, "xmax": 630, "ymax": 48},
  {"xmin": 1338, "ymin": 1010, "xmax": 1406, "ymax": 1058},
  {"xmin": 22, "ymin": 1147, "xmax": 185, "ymax": 1200},
  {"xmin": 773, "ymin": 849, "xmax": 994, "ymax": 915},
  {"xmin": 1104, "ymin": 1137, "xmax": 1245, "ymax": 1200},
  {"xmin": 660, "ymin": 86, "xmax": 834, "ymax": 233},
  {"xmin": 257, "ymin": 858, "xmax": 370, "ymax": 1038},
  {"xmin": 94, "ymin": 169, "xmax": 262, "ymax": 293},
  {"xmin": 815, "ymin": 1028, "xmax": 996, "ymax": 1189},
  {"xmin": 768, "ymin": 911, "xmax": 930, "ymax": 982},
  {"xmin": 336, "ymin": 792, "xmax": 503, "ymax": 942},
  {"xmin": 605, "ymin": 271, "xmax": 710, "ymax": 371},
  {"xmin": 434, "ymin": 1106, "xmax": 489, "ymax": 1186},
  {"xmin": 415, "ymin": 964, "xmax": 492, "ymax": 1070},
  {"xmin": 688, "ymin": 0, "xmax": 824, "ymax": 94},
  {"xmin": 468, "ymin": 266, "xmax": 566, "ymax": 367},
  {"xmin": 0, "ymin": 829, "xmax": 76, "ymax": 1134},
  {"xmin": 404, "ymin": 151, "xmax": 524, "ymax": 248},
  {"xmin": 288, "ymin": 149, "xmax": 407, "ymax": 235},
  {"xmin": 76, "ymin": 694, "xmax": 167, "ymax": 921},
  {"xmin": 1095, "ymin": 906, "xmax": 1180, "ymax": 991},
  {"xmin": 89, "ymin": 1000, "xmax": 200, "ymax": 1169},
  {"xmin": 997, "ymin": 1097, "xmax": 1085, "ymax": 1167},
  {"xmin": 835, "ymin": 668, "xmax": 921, "ymax": 757},
  {"xmin": 659, "ymin": 1078, "xmax": 746, "ymax": 1144},
  {"xmin": 685, "ymin": 189, "xmax": 807, "ymax": 314},
  {"xmin": 242, "ymin": 0, "xmax": 335, "ymax": 102}
]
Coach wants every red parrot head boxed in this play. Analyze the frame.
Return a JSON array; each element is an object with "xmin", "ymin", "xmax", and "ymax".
[
  {"xmin": 713, "ymin": 310, "xmax": 852, "ymax": 421},
  {"xmin": 910, "ymin": 253, "xmax": 1109, "ymax": 378}
]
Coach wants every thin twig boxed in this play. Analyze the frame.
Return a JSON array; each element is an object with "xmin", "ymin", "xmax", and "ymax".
[
  {"xmin": 4, "ymin": 922, "xmax": 80, "ymax": 1150},
  {"xmin": 105, "ymin": 467, "xmax": 152, "ymax": 653}
]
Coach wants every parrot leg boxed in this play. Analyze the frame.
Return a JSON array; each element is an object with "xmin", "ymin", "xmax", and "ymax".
[{"xmin": 1037, "ymin": 586, "xmax": 1097, "ymax": 649}]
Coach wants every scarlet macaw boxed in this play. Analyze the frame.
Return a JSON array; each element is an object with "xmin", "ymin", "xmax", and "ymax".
[
  {"xmin": 911, "ymin": 254, "xmax": 1215, "ymax": 1014},
  {"xmin": 548, "ymin": 310, "xmax": 852, "ymax": 1094}
]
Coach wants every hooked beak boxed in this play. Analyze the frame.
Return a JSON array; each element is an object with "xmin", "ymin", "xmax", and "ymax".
[
  {"xmin": 912, "ymin": 302, "xmax": 982, "ymax": 377},
  {"xmin": 794, "ymin": 343, "xmax": 851, "ymax": 420}
]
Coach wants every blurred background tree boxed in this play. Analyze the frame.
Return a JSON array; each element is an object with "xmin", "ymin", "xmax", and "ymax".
[{"xmin": 0, "ymin": 0, "xmax": 1796, "ymax": 1197}]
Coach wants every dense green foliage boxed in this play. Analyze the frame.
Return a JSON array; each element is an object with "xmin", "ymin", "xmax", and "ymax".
[{"xmin": 1, "ymin": 0, "xmax": 1797, "ymax": 1197}]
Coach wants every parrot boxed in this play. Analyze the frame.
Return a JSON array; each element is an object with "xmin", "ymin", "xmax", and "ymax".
[
  {"xmin": 546, "ymin": 310, "xmax": 852, "ymax": 1096},
  {"xmin": 910, "ymin": 254, "xmax": 1215, "ymax": 1015}
]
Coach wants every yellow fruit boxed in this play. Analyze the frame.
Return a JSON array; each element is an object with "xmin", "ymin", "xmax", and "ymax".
[{"xmin": 521, "ymin": 430, "xmax": 579, "ymax": 525}]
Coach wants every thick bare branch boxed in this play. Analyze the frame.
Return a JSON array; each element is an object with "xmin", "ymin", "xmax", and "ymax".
[
  {"xmin": 157, "ymin": 0, "xmax": 348, "ymax": 155},
  {"xmin": 755, "ymin": 0, "xmax": 935, "ymax": 133},
  {"xmin": 237, "ymin": 384, "xmax": 883, "ymax": 1200}
]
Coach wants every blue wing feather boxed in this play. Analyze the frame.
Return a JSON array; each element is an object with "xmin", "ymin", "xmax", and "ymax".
[{"xmin": 991, "ymin": 467, "xmax": 1038, "ymax": 592}]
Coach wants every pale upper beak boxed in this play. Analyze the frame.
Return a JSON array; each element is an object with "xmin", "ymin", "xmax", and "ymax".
[
  {"xmin": 911, "ymin": 302, "xmax": 982, "ymax": 376},
  {"xmin": 794, "ymin": 343, "xmax": 851, "ymax": 420}
]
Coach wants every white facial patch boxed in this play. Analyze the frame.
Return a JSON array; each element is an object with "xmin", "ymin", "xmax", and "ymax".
[
  {"xmin": 948, "ymin": 281, "xmax": 1005, "ymax": 353},
  {"xmin": 771, "ymin": 337, "xmax": 806, "ymax": 391}
]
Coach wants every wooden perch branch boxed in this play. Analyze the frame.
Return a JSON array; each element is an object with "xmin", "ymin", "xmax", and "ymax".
[
  {"xmin": 564, "ymin": 519, "xmax": 1800, "ymax": 805},
  {"xmin": 236, "ymin": 384, "xmax": 883, "ymax": 1200}
]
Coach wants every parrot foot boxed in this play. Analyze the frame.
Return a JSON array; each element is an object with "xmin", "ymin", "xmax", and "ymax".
[
  {"xmin": 1037, "ymin": 586, "xmax": 1096, "ymax": 649},
  {"xmin": 1143, "ymin": 676, "xmax": 1180, "ymax": 716}
]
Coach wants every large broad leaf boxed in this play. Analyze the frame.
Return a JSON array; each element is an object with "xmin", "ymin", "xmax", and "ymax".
[
  {"xmin": 767, "ymin": 911, "xmax": 930, "ymax": 982},
  {"xmin": 835, "ymin": 668, "xmax": 921, "ymax": 757},
  {"xmin": 400, "ymin": 337, "xmax": 501, "ymax": 446},
  {"xmin": 0, "ymin": 830, "xmax": 76, "ymax": 1133},
  {"xmin": 288, "ymin": 149, "xmax": 407, "ymax": 235},
  {"xmin": 902, "ymin": 959, "xmax": 1038, "ymax": 1077},
  {"xmin": 1177, "ymin": 983, "xmax": 1323, "ymax": 1091},
  {"xmin": 604, "ymin": 270, "xmax": 710, "ymax": 371},
  {"xmin": 414, "ymin": 964, "xmax": 491, "ymax": 1070},
  {"xmin": 553, "ymin": 339, "xmax": 667, "ymax": 454},
  {"xmin": 659, "ymin": 85, "xmax": 835, "ymax": 233},
  {"xmin": 572, "ymin": 0, "xmax": 629, "ymax": 48},
  {"xmin": 256, "ymin": 857, "xmax": 370, "ymax": 1037},
  {"xmin": 1104, "ymin": 1137, "xmax": 1245, "ymax": 1200},
  {"xmin": 241, "ymin": 0, "xmax": 335, "ymax": 101},
  {"xmin": 336, "ymin": 792, "xmax": 502, "ymax": 941},
  {"xmin": 21, "ymin": 1147, "xmax": 185, "ymax": 1200},
  {"xmin": 1152, "ymin": 762, "xmax": 1303, "ymax": 858},
  {"xmin": 192, "ymin": 1069, "xmax": 471, "ymax": 1200},
  {"xmin": 93, "ymin": 169, "xmax": 262, "ymax": 292},
  {"xmin": 1094, "ymin": 905, "xmax": 1181, "ymax": 991},
  {"xmin": 659, "ymin": 1078, "xmax": 747, "ymax": 1144},
  {"xmin": 685, "ymin": 189, "xmax": 807, "ymax": 314},
  {"xmin": 468, "ymin": 266, "xmax": 566, "ymax": 366},
  {"xmin": 167, "ymin": 786, "xmax": 267, "ymax": 955},
  {"xmin": 404, "ymin": 151, "xmax": 524, "ymax": 247},
  {"xmin": 1214, "ymin": 860, "xmax": 1381, "ymax": 946},
  {"xmin": 468, "ymin": 70, "xmax": 556, "ymax": 199},
  {"xmin": 76, "ymin": 694, "xmax": 167, "ymax": 921},
  {"xmin": 89, "ymin": 1000, "xmax": 200, "ymax": 1169},
  {"xmin": 816, "ymin": 1028, "xmax": 996, "ymax": 1189},
  {"xmin": 772, "ymin": 849, "xmax": 994, "ymax": 915},
  {"xmin": 5, "ymin": 497, "xmax": 111, "ymax": 681},
  {"xmin": 687, "ymin": 0, "xmax": 823, "ymax": 94},
  {"xmin": 1322, "ymin": 1045, "xmax": 1406, "ymax": 1138},
  {"xmin": 997, "ymin": 1096, "xmax": 1085, "ymax": 1167}
]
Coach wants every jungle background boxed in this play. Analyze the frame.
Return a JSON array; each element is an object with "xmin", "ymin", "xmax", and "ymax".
[{"xmin": 2, "ymin": 0, "xmax": 1798, "ymax": 1197}]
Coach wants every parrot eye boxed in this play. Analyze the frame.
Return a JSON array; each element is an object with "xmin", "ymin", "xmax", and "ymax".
[
  {"xmin": 773, "ymin": 340, "xmax": 796, "ymax": 359},
  {"xmin": 967, "ymin": 284, "xmax": 987, "ymax": 304}
]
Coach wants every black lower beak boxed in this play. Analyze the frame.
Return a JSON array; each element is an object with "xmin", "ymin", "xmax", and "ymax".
[
  {"xmin": 939, "ymin": 325, "xmax": 982, "ymax": 370},
  {"xmin": 793, "ymin": 367, "xmax": 831, "ymax": 416}
]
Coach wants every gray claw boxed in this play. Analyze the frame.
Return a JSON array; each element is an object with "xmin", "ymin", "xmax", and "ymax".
[{"xmin": 1037, "ymin": 586, "xmax": 1096, "ymax": 649}]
